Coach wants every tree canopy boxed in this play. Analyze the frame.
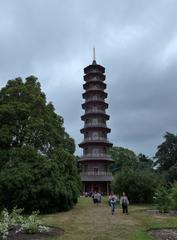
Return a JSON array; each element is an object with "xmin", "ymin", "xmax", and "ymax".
[
  {"xmin": 0, "ymin": 76, "xmax": 80, "ymax": 213},
  {"xmin": 154, "ymin": 132, "xmax": 177, "ymax": 183},
  {"xmin": 110, "ymin": 146, "xmax": 153, "ymax": 173},
  {"xmin": 110, "ymin": 146, "xmax": 138, "ymax": 172},
  {"xmin": 112, "ymin": 169, "xmax": 160, "ymax": 203},
  {"xmin": 0, "ymin": 76, "xmax": 75, "ymax": 154}
]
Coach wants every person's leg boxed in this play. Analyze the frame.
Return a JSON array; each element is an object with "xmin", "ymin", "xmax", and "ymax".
[
  {"xmin": 122, "ymin": 204, "xmax": 125, "ymax": 213},
  {"xmin": 111, "ymin": 203, "xmax": 114, "ymax": 214},
  {"xmin": 125, "ymin": 205, "xmax": 128, "ymax": 214}
]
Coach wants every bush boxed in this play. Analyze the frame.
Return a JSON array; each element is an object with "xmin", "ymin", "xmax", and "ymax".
[
  {"xmin": 0, "ymin": 147, "xmax": 81, "ymax": 213},
  {"xmin": 154, "ymin": 186, "xmax": 171, "ymax": 213},
  {"xmin": 112, "ymin": 169, "xmax": 160, "ymax": 203},
  {"xmin": 21, "ymin": 211, "xmax": 41, "ymax": 234},
  {"xmin": 0, "ymin": 208, "xmax": 47, "ymax": 239},
  {"xmin": 170, "ymin": 182, "xmax": 177, "ymax": 210}
]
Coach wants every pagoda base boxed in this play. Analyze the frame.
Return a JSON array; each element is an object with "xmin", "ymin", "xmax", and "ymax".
[{"xmin": 82, "ymin": 181, "xmax": 111, "ymax": 195}]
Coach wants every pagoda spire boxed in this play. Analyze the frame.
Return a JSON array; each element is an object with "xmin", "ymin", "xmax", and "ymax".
[{"xmin": 92, "ymin": 47, "xmax": 97, "ymax": 65}]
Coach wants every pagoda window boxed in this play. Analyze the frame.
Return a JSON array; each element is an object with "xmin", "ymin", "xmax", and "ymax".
[
  {"xmin": 104, "ymin": 165, "xmax": 108, "ymax": 172},
  {"xmin": 83, "ymin": 165, "xmax": 88, "ymax": 172},
  {"xmin": 92, "ymin": 118, "xmax": 98, "ymax": 124},
  {"xmin": 92, "ymin": 132, "xmax": 99, "ymax": 139},
  {"xmin": 93, "ymin": 167, "xmax": 99, "ymax": 175},
  {"xmin": 92, "ymin": 148, "xmax": 99, "ymax": 155},
  {"xmin": 84, "ymin": 148, "xmax": 89, "ymax": 155}
]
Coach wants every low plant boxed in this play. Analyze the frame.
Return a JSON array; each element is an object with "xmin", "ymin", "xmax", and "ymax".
[
  {"xmin": 0, "ymin": 209, "xmax": 11, "ymax": 239},
  {"xmin": 170, "ymin": 181, "xmax": 177, "ymax": 210},
  {"xmin": 0, "ymin": 208, "xmax": 47, "ymax": 239},
  {"xmin": 21, "ymin": 211, "xmax": 41, "ymax": 234},
  {"xmin": 154, "ymin": 186, "xmax": 171, "ymax": 213}
]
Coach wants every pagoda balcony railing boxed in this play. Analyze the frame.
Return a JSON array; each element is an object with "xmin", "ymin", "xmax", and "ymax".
[
  {"xmin": 82, "ymin": 137, "xmax": 109, "ymax": 142},
  {"xmin": 86, "ymin": 97, "xmax": 105, "ymax": 102},
  {"xmin": 86, "ymin": 78, "xmax": 103, "ymax": 82},
  {"xmin": 86, "ymin": 86, "xmax": 104, "ymax": 91},
  {"xmin": 84, "ymin": 123, "xmax": 107, "ymax": 128},
  {"xmin": 80, "ymin": 171, "xmax": 112, "ymax": 176},
  {"xmin": 80, "ymin": 154, "xmax": 112, "ymax": 161},
  {"xmin": 85, "ymin": 109, "xmax": 106, "ymax": 114}
]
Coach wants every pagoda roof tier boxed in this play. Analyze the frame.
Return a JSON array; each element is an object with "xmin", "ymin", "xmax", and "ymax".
[
  {"xmin": 82, "ymin": 101, "xmax": 108, "ymax": 109},
  {"xmin": 79, "ymin": 139, "xmax": 113, "ymax": 148},
  {"xmin": 84, "ymin": 64, "xmax": 105, "ymax": 74},
  {"xmin": 84, "ymin": 72, "xmax": 105, "ymax": 82},
  {"xmin": 80, "ymin": 124, "xmax": 111, "ymax": 133},
  {"xmin": 78, "ymin": 154, "xmax": 114, "ymax": 162},
  {"xmin": 83, "ymin": 82, "xmax": 106, "ymax": 90},
  {"xmin": 81, "ymin": 112, "xmax": 110, "ymax": 121},
  {"xmin": 82, "ymin": 90, "xmax": 107, "ymax": 98}
]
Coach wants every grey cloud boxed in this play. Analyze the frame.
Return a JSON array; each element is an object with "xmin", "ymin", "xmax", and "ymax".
[{"xmin": 1, "ymin": 0, "xmax": 177, "ymax": 157}]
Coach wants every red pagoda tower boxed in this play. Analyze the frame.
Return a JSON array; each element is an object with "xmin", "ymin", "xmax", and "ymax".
[{"xmin": 79, "ymin": 51, "xmax": 113, "ymax": 195}]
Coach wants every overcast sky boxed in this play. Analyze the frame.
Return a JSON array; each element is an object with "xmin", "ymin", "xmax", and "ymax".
[{"xmin": 0, "ymin": 0, "xmax": 177, "ymax": 157}]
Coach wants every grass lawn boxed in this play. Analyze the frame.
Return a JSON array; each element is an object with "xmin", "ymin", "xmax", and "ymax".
[{"xmin": 41, "ymin": 197, "xmax": 177, "ymax": 240}]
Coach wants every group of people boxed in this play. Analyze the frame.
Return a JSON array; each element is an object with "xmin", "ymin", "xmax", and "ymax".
[
  {"xmin": 91, "ymin": 191, "xmax": 129, "ymax": 215},
  {"xmin": 109, "ymin": 192, "xmax": 129, "ymax": 215}
]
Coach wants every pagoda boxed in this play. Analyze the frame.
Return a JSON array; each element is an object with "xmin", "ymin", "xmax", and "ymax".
[{"xmin": 79, "ymin": 50, "xmax": 113, "ymax": 195}]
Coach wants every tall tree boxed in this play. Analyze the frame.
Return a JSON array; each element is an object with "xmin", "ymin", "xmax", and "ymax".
[
  {"xmin": 112, "ymin": 169, "xmax": 160, "ymax": 203},
  {"xmin": 0, "ymin": 76, "xmax": 74, "ymax": 155},
  {"xmin": 154, "ymin": 132, "xmax": 177, "ymax": 171},
  {"xmin": 0, "ymin": 76, "xmax": 80, "ymax": 212},
  {"xmin": 137, "ymin": 153, "xmax": 153, "ymax": 170},
  {"xmin": 110, "ymin": 146, "xmax": 138, "ymax": 172}
]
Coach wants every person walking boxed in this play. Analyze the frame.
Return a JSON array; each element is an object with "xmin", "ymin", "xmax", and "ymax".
[
  {"xmin": 120, "ymin": 192, "xmax": 129, "ymax": 214},
  {"xmin": 108, "ymin": 192, "xmax": 117, "ymax": 215},
  {"xmin": 92, "ymin": 191, "xmax": 100, "ymax": 205}
]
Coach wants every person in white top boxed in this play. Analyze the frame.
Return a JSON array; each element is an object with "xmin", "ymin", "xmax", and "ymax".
[{"xmin": 120, "ymin": 192, "xmax": 129, "ymax": 214}]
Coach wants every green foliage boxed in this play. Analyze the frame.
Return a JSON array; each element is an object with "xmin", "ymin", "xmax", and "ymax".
[
  {"xmin": 0, "ymin": 208, "xmax": 45, "ymax": 238},
  {"xmin": 112, "ymin": 169, "xmax": 160, "ymax": 203},
  {"xmin": 137, "ymin": 153, "xmax": 153, "ymax": 170},
  {"xmin": 169, "ymin": 182, "xmax": 177, "ymax": 210},
  {"xmin": 0, "ymin": 76, "xmax": 80, "ymax": 213},
  {"xmin": 0, "ymin": 147, "xmax": 80, "ymax": 213},
  {"xmin": 154, "ymin": 132, "xmax": 177, "ymax": 176},
  {"xmin": 0, "ymin": 76, "xmax": 75, "ymax": 154},
  {"xmin": 154, "ymin": 186, "xmax": 171, "ymax": 213},
  {"xmin": 110, "ymin": 147, "xmax": 153, "ymax": 174},
  {"xmin": 0, "ymin": 209, "xmax": 9, "ymax": 239},
  {"xmin": 110, "ymin": 146, "xmax": 138, "ymax": 172},
  {"xmin": 21, "ymin": 211, "xmax": 41, "ymax": 234}
]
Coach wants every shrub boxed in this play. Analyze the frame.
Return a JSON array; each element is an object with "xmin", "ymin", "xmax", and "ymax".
[
  {"xmin": 21, "ymin": 211, "xmax": 41, "ymax": 234},
  {"xmin": 154, "ymin": 186, "xmax": 171, "ymax": 213},
  {"xmin": 112, "ymin": 169, "xmax": 160, "ymax": 203},
  {"xmin": 0, "ymin": 148, "xmax": 81, "ymax": 213},
  {"xmin": 0, "ymin": 208, "xmax": 47, "ymax": 239},
  {"xmin": 170, "ymin": 182, "xmax": 177, "ymax": 210},
  {"xmin": 0, "ymin": 209, "xmax": 9, "ymax": 239}
]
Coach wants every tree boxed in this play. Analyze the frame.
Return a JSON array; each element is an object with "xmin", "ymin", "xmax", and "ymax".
[
  {"xmin": 110, "ymin": 146, "xmax": 138, "ymax": 173},
  {"xmin": 112, "ymin": 169, "xmax": 160, "ymax": 203},
  {"xmin": 154, "ymin": 132, "xmax": 177, "ymax": 171},
  {"xmin": 0, "ymin": 76, "xmax": 80, "ymax": 213},
  {"xmin": 154, "ymin": 132, "xmax": 177, "ymax": 182},
  {"xmin": 0, "ymin": 76, "xmax": 75, "ymax": 155},
  {"xmin": 137, "ymin": 153, "xmax": 153, "ymax": 170}
]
